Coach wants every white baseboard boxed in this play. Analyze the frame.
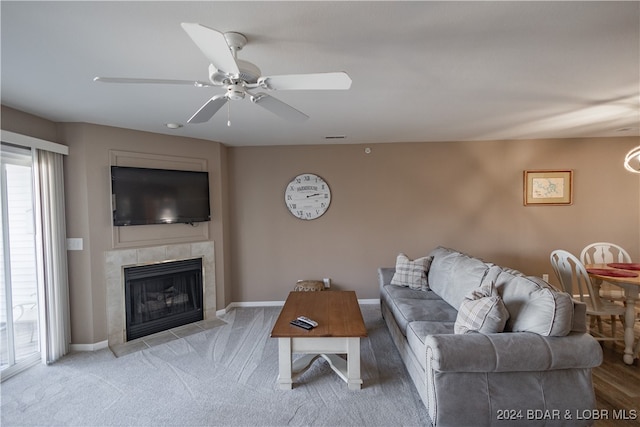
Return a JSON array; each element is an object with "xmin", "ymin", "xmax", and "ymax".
[
  {"xmin": 217, "ymin": 300, "xmax": 284, "ymax": 316},
  {"xmin": 70, "ymin": 340, "xmax": 108, "ymax": 352}
]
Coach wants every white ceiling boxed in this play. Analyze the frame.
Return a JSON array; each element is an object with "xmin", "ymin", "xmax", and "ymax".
[{"xmin": 2, "ymin": 1, "xmax": 639, "ymax": 147}]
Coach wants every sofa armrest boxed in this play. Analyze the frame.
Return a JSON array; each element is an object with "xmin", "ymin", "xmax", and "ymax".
[
  {"xmin": 572, "ymin": 300, "xmax": 587, "ymax": 333},
  {"xmin": 425, "ymin": 331, "xmax": 602, "ymax": 373},
  {"xmin": 378, "ymin": 267, "xmax": 395, "ymax": 291}
]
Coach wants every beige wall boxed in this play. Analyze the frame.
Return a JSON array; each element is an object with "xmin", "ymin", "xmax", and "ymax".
[
  {"xmin": 1, "ymin": 106, "xmax": 59, "ymax": 142},
  {"xmin": 3, "ymin": 105, "xmax": 640, "ymax": 345},
  {"xmin": 229, "ymin": 138, "xmax": 640, "ymax": 302}
]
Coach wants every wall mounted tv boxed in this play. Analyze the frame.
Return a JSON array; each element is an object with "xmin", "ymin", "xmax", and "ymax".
[{"xmin": 111, "ymin": 166, "xmax": 211, "ymax": 226}]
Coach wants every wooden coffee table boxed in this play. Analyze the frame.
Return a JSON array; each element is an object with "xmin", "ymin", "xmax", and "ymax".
[{"xmin": 270, "ymin": 290, "xmax": 367, "ymax": 390}]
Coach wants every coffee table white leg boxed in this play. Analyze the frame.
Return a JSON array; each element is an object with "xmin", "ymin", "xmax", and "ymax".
[
  {"xmin": 277, "ymin": 338, "xmax": 293, "ymax": 390},
  {"xmin": 346, "ymin": 337, "xmax": 362, "ymax": 390}
]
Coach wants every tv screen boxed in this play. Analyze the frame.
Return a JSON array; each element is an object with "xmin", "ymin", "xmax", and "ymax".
[{"xmin": 111, "ymin": 166, "xmax": 211, "ymax": 226}]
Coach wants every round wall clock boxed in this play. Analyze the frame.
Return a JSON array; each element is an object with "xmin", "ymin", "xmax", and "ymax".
[{"xmin": 284, "ymin": 173, "xmax": 331, "ymax": 220}]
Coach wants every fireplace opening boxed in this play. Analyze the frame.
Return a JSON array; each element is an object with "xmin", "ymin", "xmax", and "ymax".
[{"xmin": 124, "ymin": 258, "xmax": 203, "ymax": 341}]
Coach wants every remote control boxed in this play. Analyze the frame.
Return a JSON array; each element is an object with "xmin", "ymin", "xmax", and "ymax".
[
  {"xmin": 297, "ymin": 316, "xmax": 318, "ymax": 328},
  {"xmin": 290, "ymin": 319, "xmax": 313, "ymax": 330}
]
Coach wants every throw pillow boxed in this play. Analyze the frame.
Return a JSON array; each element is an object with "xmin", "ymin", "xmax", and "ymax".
[
  {"xmin": 390, "ymin": 253, "xmax": 433, "ymax": 291},
  {"xmin": 454, "ymin": 281, "xmax": 510, "ymax": 334}
]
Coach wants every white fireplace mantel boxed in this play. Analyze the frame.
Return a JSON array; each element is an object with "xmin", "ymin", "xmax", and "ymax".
[{"xmin": 105, "ymin": 241, "xmax": 215, "ymax": 348}]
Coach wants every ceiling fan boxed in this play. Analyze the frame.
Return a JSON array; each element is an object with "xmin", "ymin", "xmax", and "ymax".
[{"xmin": 94, "ymin": 23, "xmax": 352, "ymax": 124}]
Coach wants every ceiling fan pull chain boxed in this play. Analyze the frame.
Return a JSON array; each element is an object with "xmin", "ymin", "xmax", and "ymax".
[{"xmin": 227, "ymin": 99, "xmax": 231, "ymax": 127}]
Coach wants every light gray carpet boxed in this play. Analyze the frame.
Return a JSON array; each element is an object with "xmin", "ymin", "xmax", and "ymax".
[{"xmin": 1, "ymin": 305, "xmax": 431, "ymax": 426}]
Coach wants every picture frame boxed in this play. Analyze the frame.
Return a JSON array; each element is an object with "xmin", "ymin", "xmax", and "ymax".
[{"xmin": 523, "ymin": 170, "xmax": 573, "ymax": 206}]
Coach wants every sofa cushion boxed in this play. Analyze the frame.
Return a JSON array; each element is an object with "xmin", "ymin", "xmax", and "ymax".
[
  {"xmin": 454, "ymin": 281, "xmax": 509, "ymax": 334},
  {"xmin": 427, "ymin": 247, "xmax": 489, "ymax": 309},
  {"xmin": 495, "ymin": 270, "xmax": 574, "ymax": 336},
  {"xmin": 391, "ymin": 253, "xmax": 432, "ymax": 290},
  {"xmin": 381, "ymin": 284, "xmax": 441, "ymax": 302},
  {"xmin": 384, "ymin": 293, "xmax": 458, "ymax": 335}
]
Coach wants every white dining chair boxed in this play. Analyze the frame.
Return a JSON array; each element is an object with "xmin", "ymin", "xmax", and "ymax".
[
  {"xmin": 580, "ymin": 242, "xmax": 632, "ymax": 264},
  {"xmin": 580, "ymin": 242, "xmax": 631, "ymax": 302},
  {"xmin": 550, "ymin": 249, "xmax": 625, "ymax": 341}
]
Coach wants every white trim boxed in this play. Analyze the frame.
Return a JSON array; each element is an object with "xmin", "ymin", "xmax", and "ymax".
[
  {"xmin": 0, "ymin": 354, "xmax": 41, "ymax": 382},
  {"xmin": 70, "ymin": 340, "xmax": 108, "ymax": 352},
  {"xmin": 1, "ymin": 130, "xmax": 68, "ymax": 155},
  {"xmin": 229, "ymin": 300, "xmax": 285, "ymax": 309}
]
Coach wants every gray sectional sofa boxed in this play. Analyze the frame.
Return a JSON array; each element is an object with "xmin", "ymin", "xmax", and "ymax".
[{"xmin": 379, "ymin": 246, "xmax": 603, "ymax": 427}]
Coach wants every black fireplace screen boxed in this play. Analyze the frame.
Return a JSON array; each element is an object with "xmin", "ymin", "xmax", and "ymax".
[{"xmin": 125, "ymin": 258, "xmax": 203, "ymax": 341}]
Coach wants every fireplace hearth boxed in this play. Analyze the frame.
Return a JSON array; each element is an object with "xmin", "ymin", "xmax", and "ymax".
[{"xmin": 124, "ymin": 258, "xmax": 203, "ymax": 341}]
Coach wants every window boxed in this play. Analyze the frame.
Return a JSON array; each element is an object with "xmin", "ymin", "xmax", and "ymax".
[{"xmin": 1, "ymin": 144, "xmax": 40, "ymax": 376}]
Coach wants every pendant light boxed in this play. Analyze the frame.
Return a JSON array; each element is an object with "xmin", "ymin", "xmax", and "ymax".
[{"xmin": 623, "ymin": 146, "xmax": 640, "ymax": 173}]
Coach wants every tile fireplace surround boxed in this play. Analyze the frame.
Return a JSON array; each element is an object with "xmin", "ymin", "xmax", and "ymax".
[{"xmin": 105, "ymin": 241, "xmax": 215, "ymax": 349}]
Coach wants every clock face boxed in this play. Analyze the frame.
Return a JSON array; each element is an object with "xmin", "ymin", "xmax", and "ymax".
[{"xmin": 284, "ymin": 173, "xmax": 331, "ymax": 220}]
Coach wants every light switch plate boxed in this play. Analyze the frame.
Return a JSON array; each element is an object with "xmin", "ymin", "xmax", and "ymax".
[{"xmin": 67, "ymin": 238, "xmax": 83, "ymax": 251}]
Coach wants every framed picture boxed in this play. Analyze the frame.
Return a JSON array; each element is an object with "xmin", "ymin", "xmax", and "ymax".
[{"xmin": 523, "ymin": 170, "xmax": 573, "ymax": 206}]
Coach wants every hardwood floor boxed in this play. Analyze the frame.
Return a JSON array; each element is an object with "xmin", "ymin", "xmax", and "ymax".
[{"xmin": 592, "ymin": 308, "xmax": 640, "ymax": 426}]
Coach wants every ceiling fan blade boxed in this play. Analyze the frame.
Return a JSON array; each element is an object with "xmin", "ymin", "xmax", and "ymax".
[
  {"xmin": 258, "ymin": 72, "xmax": 352, "ymax": 91},
  {"xmin": 187, "ymin": 94, "xmax": 228, "ymax": 123},
  {"xmin": 94, "ymin": 77, "xmax": 212, "ymax": 87},
  {"xmin": 181, "ymin": 23, "xmax": 239, "ymax": 75},
  {"xmin": 251, "ymin": 93, "xmax": 309, "ymax": 122}
]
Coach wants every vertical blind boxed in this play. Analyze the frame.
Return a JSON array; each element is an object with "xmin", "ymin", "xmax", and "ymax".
[{"xmin": 34, "ymin": 149, "xmax": 70, "ymax": 363}]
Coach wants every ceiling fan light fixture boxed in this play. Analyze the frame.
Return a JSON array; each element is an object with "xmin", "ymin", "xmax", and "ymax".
[
  {"xmin": 623, "ymin": 146, "xmax": 640, "ymax": 173},
  {"xmin": 226, "ymin": 82, "xmax": 245, "ymax": 100},
  {"xmin": 165, "ymin": 122, "xmax": 183, "ymax": 129}
]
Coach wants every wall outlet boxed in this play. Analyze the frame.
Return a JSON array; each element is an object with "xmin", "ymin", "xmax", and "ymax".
[
  {"xmin": 542, "ymin": 274, "xmax": 549, "ymax": 282},
  {"xmin": 323, "ymin": 278, "xmax": 331, "ymax": 288}
]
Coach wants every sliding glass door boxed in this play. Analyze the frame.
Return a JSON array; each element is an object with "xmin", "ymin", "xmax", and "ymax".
[{"xmin": 1, "ymin": 144, "xmax": 40, "ymax": 375}]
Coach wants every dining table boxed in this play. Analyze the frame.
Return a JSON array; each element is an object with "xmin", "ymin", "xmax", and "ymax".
[{"xmin": 585, "ymin": 263, "xmax": 640, "ymax": 365}]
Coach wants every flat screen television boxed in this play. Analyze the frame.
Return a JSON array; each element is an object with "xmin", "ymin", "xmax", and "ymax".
[{"xmin": 111, "ymin": 166, "xmax": 211, "ymax": 226}]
